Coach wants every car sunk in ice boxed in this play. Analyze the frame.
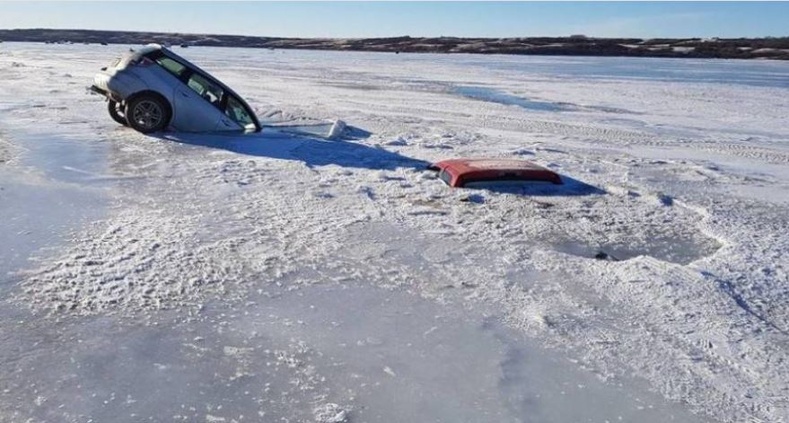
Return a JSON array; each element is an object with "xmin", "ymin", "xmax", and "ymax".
[{"xmin": 90, "ymin": 44, "xmax": 261, "ymax": 134}]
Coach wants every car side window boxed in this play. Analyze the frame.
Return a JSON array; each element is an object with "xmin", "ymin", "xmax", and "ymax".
[
  {"xmin": 186, "ymin": 73, "xmax": 224, "ymax": 107},
  {"xmin": 155, "ymin": 57, "xmax": 186, "ymax": 78},
  {"xmin": 224, "ymin": 95, "xmax": 255, "ymax": 128}
]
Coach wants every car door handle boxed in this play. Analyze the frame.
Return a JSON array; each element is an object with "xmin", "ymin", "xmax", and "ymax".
[{"xmin": 180, "ymin": 92, "xmax": 189, "ymax": 98}]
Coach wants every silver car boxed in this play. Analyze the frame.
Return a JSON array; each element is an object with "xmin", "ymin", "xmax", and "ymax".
[{"xmin": 90, "ymin": 44, "xmax": 261, "ymax": 133}]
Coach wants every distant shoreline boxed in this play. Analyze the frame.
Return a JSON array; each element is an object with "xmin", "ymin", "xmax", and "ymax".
[{"xmin": 1, "ymin": 28, "xmax": 788, "ymax": 60}]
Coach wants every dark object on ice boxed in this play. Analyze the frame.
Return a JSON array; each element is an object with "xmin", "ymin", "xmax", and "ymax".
[
  {"xmin": 656, "ymin": 193, "xmax": 674, "ymax": 206},
  {"xmin": 594, "ymin": 250, "xmax": 619, "ymax": 261},
  {"xmin": 459, "ymin": 194, "xmax": 485, "ymax": 204},
  {"xmin": 429, "ymin": 158, "xmax": 563, "ymax": 188}
]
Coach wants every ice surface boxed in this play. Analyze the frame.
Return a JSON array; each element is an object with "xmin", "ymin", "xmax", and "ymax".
[
  {"xmin": 0, "ymin": 282, "xmax": 711, "ymax": 423},
  {"xmin": 454, "ymin": 86, "xmax": 575, "ymax": 112},
  {"xmin": 1, "ymin": 42, "xmax": 788, "ymax": 423},
  {"xmin": 0, "ymin": 129, "xmax": 108, "ymax": 292}
]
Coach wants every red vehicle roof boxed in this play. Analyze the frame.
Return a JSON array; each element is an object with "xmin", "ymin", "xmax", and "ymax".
[{"xmin": 431, "ymin": 158, "xmax": 562, "ymax": 187}]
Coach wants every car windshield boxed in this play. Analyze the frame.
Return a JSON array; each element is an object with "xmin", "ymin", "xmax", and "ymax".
[{"xmin": 225, "ymin": 96, "xmax": 255, "ymax": 129}]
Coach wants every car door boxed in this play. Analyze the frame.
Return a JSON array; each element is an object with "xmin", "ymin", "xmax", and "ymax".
[
  {"xmin": 171, "ymin": 71, "xmax": 228, "ymax": 132},
  {"xmin": 145, "ymin": 55, "xmax": 216, "ymax": 132}
]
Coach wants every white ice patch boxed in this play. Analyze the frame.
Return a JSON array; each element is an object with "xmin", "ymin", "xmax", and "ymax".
[
  {"xmin": 0, "ymin": 134, "xmax": 15, "ymax": 164},
  {"xmin": 313, "ymin": 403, "xmax": 349, "ymax": 423},
  {"xmin": 326, "ymin": 119, "xmax": 346, "ymax": 140},
  {"xmin": 15, "ymin": 212, "xmax": 248, "ymax": 314}
]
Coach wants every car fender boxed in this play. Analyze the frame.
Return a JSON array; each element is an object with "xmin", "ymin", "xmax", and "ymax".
[{"xmin": 94, "ymin": 71, "xmax": 146, "ymax": 102}]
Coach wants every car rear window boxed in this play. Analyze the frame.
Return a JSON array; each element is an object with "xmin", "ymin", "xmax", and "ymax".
[{"xmin": 155, "ymin": 56, "xmax": 187, "ymax": 78}]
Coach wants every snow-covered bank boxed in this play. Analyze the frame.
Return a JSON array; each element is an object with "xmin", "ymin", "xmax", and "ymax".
[{"xmin": 1, "ymin": 42, "xmax": 787, "ymax": 422}]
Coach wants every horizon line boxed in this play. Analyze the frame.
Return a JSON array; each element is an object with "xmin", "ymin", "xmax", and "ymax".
[{"xmin": 3, "ymin": 27, "xmax": 788, "ymax": 41}]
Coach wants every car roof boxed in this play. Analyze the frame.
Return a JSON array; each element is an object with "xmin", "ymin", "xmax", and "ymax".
[
  {"xmin": 136, "ymin": 44, "xmax": 217, "ymax": 83},
  {"xmin": 126, "ymin": 43, "xmax": 165, "ymax": 60}
]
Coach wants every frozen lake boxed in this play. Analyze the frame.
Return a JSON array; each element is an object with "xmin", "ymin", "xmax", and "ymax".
[{"xmin": 1, "ymin": 42, "xmax": 788, "ymax": 422}]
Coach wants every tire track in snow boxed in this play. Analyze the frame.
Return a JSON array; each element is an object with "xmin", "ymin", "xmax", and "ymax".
[{"xmin": 693, "ymin": 141, "xmax": 789, "ymax": 165}]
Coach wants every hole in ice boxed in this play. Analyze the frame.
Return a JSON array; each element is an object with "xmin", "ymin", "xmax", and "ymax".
[
  {"xmin": 551, "ymin": 227, "xmax": 721, "ymax": 265},
  {"xmin": 521, "ymin": 190, "xmax": 723, "ymax": 265}
]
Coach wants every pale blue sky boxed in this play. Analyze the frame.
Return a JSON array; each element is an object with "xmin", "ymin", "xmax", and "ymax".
[{"xmin": 0, "ymin": 2, "xmax": 787, "ymax": 39}]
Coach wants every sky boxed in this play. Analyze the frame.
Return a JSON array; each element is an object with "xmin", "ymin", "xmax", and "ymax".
[{"xmin": 0, "ymin": 1, "xmax": 787, "ymax": 39}]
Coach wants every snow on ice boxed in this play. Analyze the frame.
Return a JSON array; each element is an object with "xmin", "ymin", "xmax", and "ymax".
[{"xmin": 1, "ymin": 42, "xmax": 788, "ymax": 422}]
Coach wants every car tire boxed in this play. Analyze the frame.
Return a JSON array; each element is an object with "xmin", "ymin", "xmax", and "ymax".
[
  {"xmin": 107, "ymin": 100, "xmax": 128, "ymax": 126},
  {"xmin": 125, "ymin": 94, "xmax": 171, "ymax": 134}
]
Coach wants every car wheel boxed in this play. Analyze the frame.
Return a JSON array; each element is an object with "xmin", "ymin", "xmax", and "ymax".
[
  {"xmin": 107, "ymin": 100, "xmax": 128, "ymax": 126},
  {"xmin": 125, "ymin": 94, "xmax": 171, "ymax": 134}
]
